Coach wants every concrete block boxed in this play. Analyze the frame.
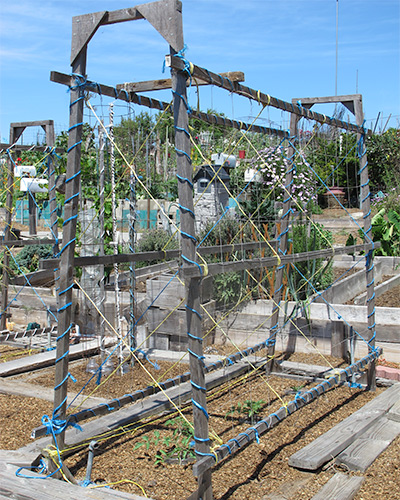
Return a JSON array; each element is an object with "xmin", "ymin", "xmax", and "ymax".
[{"xmin": 376, "ymin": 365, "xmax": 400, "ymax": 381}]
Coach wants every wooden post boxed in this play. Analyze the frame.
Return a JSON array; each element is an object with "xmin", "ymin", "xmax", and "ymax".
[
  {"xmin": 354, "ymin": 96, "xmax": 376, "ymax": 391},
  {"xmin": 331, "ymin": 320, "xmax": 348, "ymax": 359},
  {"xmin": 46, "ymin": 122, "xmax": 59, "ymax": 259},
  {"xmin": 267, "ymin": 112, "xmax": 299, "ymax": 371},
  {"xmin": 28, "ymin": 191, "xmax": 37, "ymax": 235},
  {"xmin": 53, "ymin": 47, "xmax": 87, "ymax": 449},
  {"xmin": 0, "ymin": 135, "xmax": 15, "ymax": 331},
  {"xmin": 171, "ymin": 48, "xmax": 213, "ymax": 499}
]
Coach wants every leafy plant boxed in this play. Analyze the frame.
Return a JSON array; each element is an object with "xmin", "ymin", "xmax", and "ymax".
[
  {"xmin": 133, "ymin": 417, "xmax": 196, "ymax": 466},
  {"xmin": 287, "ymin": 221, "xmax": 333, "ymax": 301},
  {"xmin": 226, "ymin": 399, "xmax": 266, "ymax": 423},
  {"xmin": 15, "ymin": 244, "xmax": 53, "ymax": 273},
  {"xmin": 213, "ymin": 271, "xmax": 243, "ymax": 308},
  {"xmin": 365, "ymin": 208, "xmax": 400, "ymax": 256},
  {"xmin": 135, "ymin": 229, "xmax": 179, "ymax": 267}
]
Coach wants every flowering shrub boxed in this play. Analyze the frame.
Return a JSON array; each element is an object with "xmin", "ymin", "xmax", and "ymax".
[{"xmin": 252, "ymin": 146, "xmax": 318, "ymax": 211}]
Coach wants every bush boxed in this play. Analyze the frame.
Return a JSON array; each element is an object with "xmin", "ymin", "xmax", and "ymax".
[
  {"xmin": 136, "ymin": 229, "xmax": 179, "ymax": 267},
  {"xmin": 15, "ymin": 244, "xmax": 53, "ymax": 274}
]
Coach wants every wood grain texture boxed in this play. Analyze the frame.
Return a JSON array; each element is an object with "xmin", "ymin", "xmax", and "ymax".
[
  {"xmin": 288, "ymin": 384, "xmax": 400, "ymax": 470},
  {"xmin": 310, "ymin": 473, "xmax": 364, "ymax": 500},
  {"xmin": 336, "ymin": 417, "xmax": 400, "ymax": 472}
]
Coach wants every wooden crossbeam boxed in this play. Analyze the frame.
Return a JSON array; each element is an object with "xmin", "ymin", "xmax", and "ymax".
[
  {"xmin": 50, "ymin": 71, "xmax": 287, "ymax": 137},
  {"xmin": 192, "ymin": 349, "xmax": 382, "ymax": 477},
  {"xmin": 31, "ymin": 340, "xmax": 272, "ymax": 437},
  {"xmin": 0, "ymin": 144, "xmax": 63, "ymax": 154},
  {"xmin": 181, "ymin": 242, "xmax": 380, "ymax": 278},
  {"xmin": 0, "ymin": 239, "xmax": 58, "ymax": 248},
  {"xmin": 165, "ymin": 55, "xmax": 373, "ymax": 136},
  {"xmin": 117, "ymin": 71, "xmax": 245, "ymax": 92},
  {"xmin": 39, "ymin": 240, "xmax": 278, "ymax": 269}
]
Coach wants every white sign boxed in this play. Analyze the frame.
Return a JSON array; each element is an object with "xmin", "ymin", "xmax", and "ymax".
[
  {"xmin": 244, "ymin": 168, "xmax": 262, "ymax": 183},
  {"xmin": 20, "ymin": 177, "xmax": 48, "ymax": 193},
  {"xmin": 15, "ymin": 165, "xmax": 37, "ymax": 177}
]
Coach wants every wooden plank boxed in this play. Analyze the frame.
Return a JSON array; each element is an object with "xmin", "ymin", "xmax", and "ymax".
[
  {"xmin": 181, "ymin": 243, "xmax": 380, "ymax": 278},
  {"xmin": 40, "ymin": 240, "xmax": 277, "ymax": 269},
  {"xmin": 294, "ymin": 95, "xmax": 358, "ymax": 115},
  {"xmin": 0, "ymin": 463, "xmax": 150, "ymax": 500},
  {"xmin": 193, "ymin": 350, "xmax": 382, "ymax": 477},
  {"xmin": 31, "ymin": 342, "xmax": 269, "ymax": 437},
  {"xmin": 10, "ymin": 268, "xmax": 56, "ymax": 286},
  {"xmin": 0, "ymin": 143, "xmax": 64, "ymax": 153},
  {"xmin": 26, "ymin": 359, "xmax": 261, "ymax": 453},
  {"xmin": 336, "ymin": 417, "xmax": 400, "ymax": 472},
  {"xmin": 288, "ymin": 383, "xmax": 400, "ymax": 470},
  {"xmin": 388, "ymin": 399, "xmax": 400, "ymax": 422},
  {"xmin": 0, "ymin": 339, "xmax": 113, "ymax": 377},
  {"xmin": 0, "ymin": 238, "xmax": 58, "ymax": 247},
  {"xmin": 166, "ymin": 55, "xmax": 372, "ymax": 135},
  {"xmin": 310, "ymin": 473, "xmax": 364, "ymax": 500},
  {"xmin": 117, "ymin": 71, "xmax": 245, "ymax": 92},
  {"xmin": 0, "ymin": 377, "xmax": 108, "ymax": 409},
  {"xmin": 50, "ymin": 71, "xmax": 287, "ymax": 138}
]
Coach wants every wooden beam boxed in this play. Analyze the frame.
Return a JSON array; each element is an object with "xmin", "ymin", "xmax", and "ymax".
[
  {"xmin": 310, "ymin": 473, "xmax": 364, "ymax": 500},
  {"xmin": 192, "ymin": 349, "xmax": 382, "ymax": 477},
  {"xmin": 53, "ymin": 47, "xmax": 87, "ymax": 450},
  {"xmin": 293, "ymin": 95, "xmax": 359, "ymax": 115},
  {"xmin": 181, "ymin": 243, "xmax": 380, "ymax": 278},
  {"xmin": 117, "ymin": 71, "xmax": 245, "ymax": 93},
  {"xmin": 40, "ymin": 240, "xmax": 278, "ymax": 269},
  {"xmin": 0, "ymin": 143, "xmax": 63, "ymax": 153},
  {"xmin": 10, "ymin": 120, "xmax": 55, "ymax": 128},
  {"xmin": 32, "ymin": 340, "xmax": 271, "ymax": 436},
  {"xmin": 50, "ymin": 71, "xmax": 287, "ymax": 138},
  {"xmin": 354, "ymin": 95, "xmax": 377, "ymax": 391},
  {"xmin": 288, "ymin": 381, "xmax": 400, "ymax": 470},
  {"xmin": 165, "ymin": 55, "xmax": 372, "ymax": 135}
]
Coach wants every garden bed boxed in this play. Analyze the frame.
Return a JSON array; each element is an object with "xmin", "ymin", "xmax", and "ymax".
[{"xmin": 1, "ymin": 349, "xmax": 399, "ymax": 499}]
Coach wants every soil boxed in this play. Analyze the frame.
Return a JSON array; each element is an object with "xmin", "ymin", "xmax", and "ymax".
[{"xmin": 1, "ymin": 350, "xmax": 399, "ymax": 500}]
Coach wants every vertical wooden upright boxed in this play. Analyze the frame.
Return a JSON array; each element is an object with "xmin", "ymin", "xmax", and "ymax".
[
  {"xmin": 170, "ymin": 12, "xmax": 212, "ymax": 497},
  {"xmin": 0, "ymin": 128, "xmax": 16, "ymax": 331},
  {"xmin": 46, "ymin": 121, "xmax": 59, "ymax": 258},
  {"xmin": 354, "ymin": 95, "xmax": 376, "ymax": 390},
  {"xmin": 267, "ymin": 112, "xmax": 299, "ymax": 370},
  {"xmin": 53, "ymin": 47, "xmax": 87, "ymax": 449}
]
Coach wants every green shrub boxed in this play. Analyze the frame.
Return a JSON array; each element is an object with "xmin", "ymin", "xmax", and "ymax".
[{"xmin": 136, "ymin": 229, "xmax": 179, "ymax": 267}]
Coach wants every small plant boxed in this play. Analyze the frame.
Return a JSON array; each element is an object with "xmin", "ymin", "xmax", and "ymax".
[
  {"xmin": 134, "ymin": 417, "xmax": 196, "ymax": 466},
  {"xmin": 226, "ymin": 399, "xmax": 266, "ymax": 423}
]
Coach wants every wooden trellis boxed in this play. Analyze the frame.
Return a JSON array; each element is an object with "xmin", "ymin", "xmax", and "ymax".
[{"xmin": 42, "ymin": 1, "xmax": 379, "ymax": 499}]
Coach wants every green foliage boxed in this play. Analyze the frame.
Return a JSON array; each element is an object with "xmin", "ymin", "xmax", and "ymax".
[
  {"xmin": 287, "ymin": 222, "xmax": 333, "ymax": 301},
  {"xmin": 367, "ymin": 208, "xmax": 400, "ymax": 256},
  {"xmin": 213, "ymin": 271, "xmax": 243, "ymax": 307},
  {"xmin": 15, "ymin": 244, "xmax": 53, "ymax": 274},
  {"xmin": 134, "ymin": 417, "xmax": 195, "ymax": 466},
  {"xmin": 226, "ymin": 399, "xmax": 266, "ymax": 423},
  {"xmin": 136, "ymin": 229, "xmax": 179, "ymax": 267},
  {"xmin": 367, "ymin": 129, "xmax": 400, "ymax": 190}
]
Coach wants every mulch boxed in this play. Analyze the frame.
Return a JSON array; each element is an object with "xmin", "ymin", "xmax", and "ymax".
[{"xmin": 0, "ymin": 349, "xmax": 399, "ymax": 499}]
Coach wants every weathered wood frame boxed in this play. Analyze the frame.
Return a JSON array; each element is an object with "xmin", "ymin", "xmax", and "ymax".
[
  {"xmin": 47, "ymin": 1, "xmax": 377, "ymax": 498},
  {"xmin": 0, "ymin": 120, "xmax": 56, "ymax": 331}
]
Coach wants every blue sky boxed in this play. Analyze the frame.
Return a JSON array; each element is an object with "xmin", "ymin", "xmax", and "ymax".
[{"xmin": 0, "ymin": 0, "xmax": 399, "ymax": 143}]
